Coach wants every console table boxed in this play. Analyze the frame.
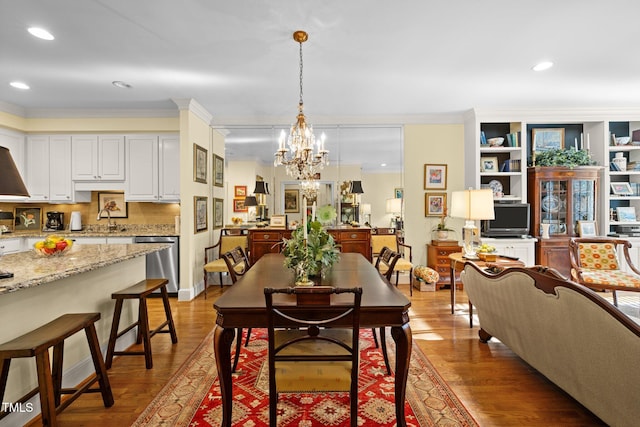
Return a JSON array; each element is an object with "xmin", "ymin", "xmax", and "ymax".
[{"xmin": 247, "ymin": 226, "xmax": 371, "ymax": 265}]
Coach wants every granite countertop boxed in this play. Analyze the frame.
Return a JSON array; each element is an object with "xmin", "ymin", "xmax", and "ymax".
[
  {"xmin": 0, "ymin": 225, "xmax": 179, "ymax": 239},
  {"xmin": 0, "ymin": 243, "xmax": 170, "ymax": 295}
]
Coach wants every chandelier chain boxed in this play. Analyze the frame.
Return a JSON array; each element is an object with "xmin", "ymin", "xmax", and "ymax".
[{"xmin": 299, "ymin": 40, "xmax": 304, "ymax": 106}]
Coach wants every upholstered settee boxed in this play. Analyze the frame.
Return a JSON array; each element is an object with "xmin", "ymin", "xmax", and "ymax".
[{"xmin": 460, "ymin": 263, "xmax": 640, "ymax": 427}]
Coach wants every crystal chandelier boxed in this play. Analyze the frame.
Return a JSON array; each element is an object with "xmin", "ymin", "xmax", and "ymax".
[
  {"xmin": 274, "ymin": 30, "xmax": 328, "ymax": 181},
  {"xmin": 300, "ymin": 179, "xmax": 320, "ymax": 200}
]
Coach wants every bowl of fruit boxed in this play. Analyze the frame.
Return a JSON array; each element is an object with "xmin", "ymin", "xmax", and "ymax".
[
  {"xmin": 476, "ymin": 243, "xmax": 497, "ymax": 261},
  {"xmin": 33, "ymin": 235, "xmax": 74, "ymax": 256}
]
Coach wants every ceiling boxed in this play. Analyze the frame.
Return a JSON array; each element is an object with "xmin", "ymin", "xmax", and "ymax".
[{"xmin": 2, "ymin": 1, "xmax": 639, "ymax": 172}]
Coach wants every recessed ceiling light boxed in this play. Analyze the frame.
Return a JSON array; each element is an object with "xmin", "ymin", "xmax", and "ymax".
[
  {"xmin": 9, "ymin": 81, "xmax": 30, "ymax": 90},
  {"xmin": 27, "ymin": 27, "xmax": 54, "ymax": 40},
  {"xmin": 112, "ymin": 81, "xmax": 132, "ymax": 89},
  {"xmin": 380, "ymin": 163, "xmax": 387, "ymax": 167},
  {"xmin": 533, "ymin": 61, "xmax": 553, "ymax": 71}
]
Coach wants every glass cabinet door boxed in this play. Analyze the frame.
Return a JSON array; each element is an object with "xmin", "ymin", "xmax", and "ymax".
[
  {"xmin": 572, "ymin": 179, "xmax": 595, "ymax": 234},
  {"xmin": 540, "ymin": 180, "xmax": 568, "ymax": 236}
]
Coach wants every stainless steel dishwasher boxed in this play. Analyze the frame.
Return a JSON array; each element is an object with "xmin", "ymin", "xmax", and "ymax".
[{"xmin": 134, "ymin": 236, "xmax": 179, "ymax": 294}]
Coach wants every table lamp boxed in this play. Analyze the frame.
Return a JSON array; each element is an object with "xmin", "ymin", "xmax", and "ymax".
[
  {"xmin": 349, "ymin": 180, "xmax": 364, "ymax": 222},
  {"xmin": 450, "ymin": 188, "xmax": 494, "ymax": 259},
  {"xmin": 386, "ymin": 197, "xmax": 403, "ymax": 230},
  {"xmin": 253, "ymin": 181, "xmax": 269, "ymax": 220},
  {"xmin": 360, "ymin": 203, "xmax": 371, "ymax": 225},
  {"xmin": 244, "ymin": 195, "xmax": 258, "ymax": 222}
]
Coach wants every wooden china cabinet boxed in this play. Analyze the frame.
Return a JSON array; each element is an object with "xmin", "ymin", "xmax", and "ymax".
[{"xmin": 527, "ymin": 166, "xmax": 602, "ymax": 277}]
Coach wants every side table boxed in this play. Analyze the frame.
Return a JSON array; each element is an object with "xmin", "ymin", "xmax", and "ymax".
[
  {"xmin": 427, "ymin": 242, "xmax": 462, "ymax": 289},
  {"xmin": 449, "ymin": 252, "xmax": 525, "ymax": 327}
]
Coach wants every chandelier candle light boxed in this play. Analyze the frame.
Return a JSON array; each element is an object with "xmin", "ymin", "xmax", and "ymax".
[{"xmin": 274, "ymin": 30, "xmax": 329, "ymax": 181}]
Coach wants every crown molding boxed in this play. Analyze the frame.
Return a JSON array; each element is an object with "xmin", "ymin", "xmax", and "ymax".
[{"xmin": 172, "ymin": 98, "xmax": 213, "ymax": 124}]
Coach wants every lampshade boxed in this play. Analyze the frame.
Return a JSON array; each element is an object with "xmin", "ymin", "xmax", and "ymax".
[
  {"xmin": 360, "ymin": 203, "xmax": 371, "ymax": 216},
  {"xmin": 254, "ymin": 181, "xmax": 269, "ymax": 195},
  {"xmin": 349, "ymin": 180, "xmax": 364, "ymax": 194},
  {"xmin": 450, "ymin": 189, "xmax": 495, "ymax": 220},
  {"xmin": 0, "ymin": 146, "xmax": 29, "ymax": 199},
  {"xmin": 244, "ymin": 196, "xmax": 258, "ymax": 207},
  {"xmin": 386, "ymin": 198, "xmax": 402, "ymax": 214}
]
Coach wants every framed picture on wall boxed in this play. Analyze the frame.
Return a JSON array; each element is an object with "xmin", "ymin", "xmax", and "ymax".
[
  {"xmin": 213, "ymin": 198, "xmax": 224, "ymax": 229},
  {"xmin": 394, "ymin": 188, "xmax": 403, "ymax": 199},
  {"xmin": 98, "ymin": 192, "xmax": 128, "ymax": 218},
  {"xmin": 424, "ymin": 164, "xmax": 447, "ymax": 190},
  {"xmin": 532, "ymin": 128, "xmax": 565, "ymax": 152},
  {"xmin": 14, "ymin": 207, "xmax": 41, "ymax": 231},
  {"xmin": 193, "ymin": 144, "xmax": 207, "ymax": 184},
  {"xmin": 234, "ymin": 185, "xmax": 247, "ymax": 197},
  {"xmin": 194, "ymin": 196, "xmax": 208, "ymax": 233},
  {"xmin": 425, "ymin": 192, "xmax": 447, "ymax": 217},
  {"xmin": 233, "ymin": 198, "xmax": 247, "ymax": 212},
  {"xmin": 284, "ymin": 189, "xmax": 299, "ymax": 213},
  {"xmin": 213, "ymin": 154, "xmax": 224, "ymax": 187}
]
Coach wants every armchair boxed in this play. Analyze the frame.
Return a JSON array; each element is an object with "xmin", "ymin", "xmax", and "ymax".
[
  {"xmin": 569, "ymin": 237, "xmax": 640, "ymax": 306},
  {"xmin": 203, "ymin": 229, "xmax": 248, "ymax": 298}
]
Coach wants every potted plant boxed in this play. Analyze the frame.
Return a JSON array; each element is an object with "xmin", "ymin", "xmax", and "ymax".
[
  {"xmin": 282, "ymin": 220, "xmax": 339, "ymax": 284},
  {"xmin": 533, "ymin": 147, "xmax": 595, "ymax": 167},
  {"xmin": 433, "ymin": 207, "xmax": 454, "ymax": 240}
]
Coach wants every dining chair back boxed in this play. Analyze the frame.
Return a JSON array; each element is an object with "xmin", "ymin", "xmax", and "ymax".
[
  {"xmin": 221, "ymin": 246, "xmax": 252, "ymax": 372},
  {"xmin": 569, "ymin": 237, "xmax": 640, "ymax": 306},
  {"xmin": 264, "ymin": 286, "xmax": 363, "ymax": 427}
]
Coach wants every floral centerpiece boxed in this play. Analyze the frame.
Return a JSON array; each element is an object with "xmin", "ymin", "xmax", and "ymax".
[{"xmin": 282, "ymin": 220, "xmax": 339, "ymax": 284}]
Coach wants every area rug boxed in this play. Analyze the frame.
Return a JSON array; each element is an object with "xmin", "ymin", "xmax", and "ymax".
[{"xmin": 132, "ymin": 328, "xmax": 478, "ymax": 427}]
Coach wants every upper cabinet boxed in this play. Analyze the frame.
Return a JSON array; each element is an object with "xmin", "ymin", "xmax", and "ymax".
[
  {"xmin": 72, "ymin": 135, "xmax": 125, "ymax": 181},
  {"xmin": 126, "ymin": 134, "xmax": 179, "ymax": 202},
  {"xmin": 26, "ymin": 135, "xmax": 77, "ymax": 203}
]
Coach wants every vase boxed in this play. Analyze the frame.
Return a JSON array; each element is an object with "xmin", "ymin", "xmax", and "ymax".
[
  {"xmin": 436, "ymin": 230, "xmax": 449, "ymax": 240},
  {"xmin": 541, "ymin": 223, "xmax": 551, "ymax": 239},
  {"xmin": 612, "ymin": 152, "xmax": 627, "ymax": 171}
]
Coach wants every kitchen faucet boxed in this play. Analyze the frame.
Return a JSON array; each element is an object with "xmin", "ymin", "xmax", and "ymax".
[{"xmin": 96, "ymin": 208, "xmax": 118, "ymax": 232}]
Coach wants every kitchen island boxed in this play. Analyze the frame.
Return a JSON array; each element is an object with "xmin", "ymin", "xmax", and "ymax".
[{"xmin": 0, "ymin": 243, "xmax": 169, "ymax": 426}]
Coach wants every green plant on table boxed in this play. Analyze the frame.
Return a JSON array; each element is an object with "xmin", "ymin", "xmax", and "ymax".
[
  {"xmin": 282, "ymin": 221, "xmax": 339, "ymax": 281},
  {"xmin": 533, "ymin": 147, "xmax": 595, "ymax": 167}
]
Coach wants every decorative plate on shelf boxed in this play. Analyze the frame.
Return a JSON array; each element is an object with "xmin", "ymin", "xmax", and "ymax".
[
  {"xmin": 488, "ymin": 180, "xmax": 503, "ymax": 197},
  {"xmin": 542, "ymin": 195, "xmax": 560, "ymax": 212}
]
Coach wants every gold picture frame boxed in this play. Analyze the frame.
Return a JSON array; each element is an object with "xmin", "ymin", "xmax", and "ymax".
[
  {"xmin": 284, "ymin": 189, "xmax": 299, "ymax": 213},
  {"xmin": 425, "ymin": 192, "xmax": 447, "ymax": 217},
  {"xmin": 213, "ymin": 154, "xmax": 224, "ymax": 187},
  {"xmin": 193, "ymin": 144, "xmax": 207, "ymax": 184},
  {"xmin": 213, "ymin": 198, "xmax": 224, "ymax": 229},
  {"xmin": 532, "ymin": 128, "xmax": 565, "ymax": 152},
  {"xmin": 13, "ymin": 207, "xmax": 41, "ymax": 231},
  {"xmin": 194, "ymin": 196, "xmax": 208, "ymax": 233},
  {"xmin": 424, "ymin": 164, "xmax": 447, "ymax": 190}
]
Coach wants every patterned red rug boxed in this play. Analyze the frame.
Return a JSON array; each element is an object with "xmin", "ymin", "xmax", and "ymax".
[{"xmin": 132, "ymin": 328, "xmax": 478, "ymax": 427}]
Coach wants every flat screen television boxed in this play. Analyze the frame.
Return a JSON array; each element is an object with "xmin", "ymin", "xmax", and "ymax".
[{"xmin": 481, "ymin": 203, "xmax": 530, "ymax": 237}]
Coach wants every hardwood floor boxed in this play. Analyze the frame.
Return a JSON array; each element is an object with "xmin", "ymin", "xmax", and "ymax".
[{"xmin": 26, "ymin": 284, "xmax": 606, "ymax": 426}]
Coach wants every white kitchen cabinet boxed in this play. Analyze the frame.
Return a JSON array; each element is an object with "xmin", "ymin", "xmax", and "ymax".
[
  {"xmin": 0, "ymin": 238, "xmax": 23, "ymax": 254},
  {"xmin": 26, "ymin": 135, "xmax": 74, "ymax": 202},
  {"xmin": 106, "ymin": 236, "xmax": 134, "ymax": 244},
  {"xmin": 481, "ymin": 237, "xmax": 536, "ymax": 266},
  {"xmin": 158, "ymin": 135, "xmax": 180, "ymax": 202},
  {"xmin": 72, "ymin": 135, "xmax": 125, "ymax": 181},
  {"xmin": 126, "ymin": 134, "xmax": 179, "ymax": 202}
]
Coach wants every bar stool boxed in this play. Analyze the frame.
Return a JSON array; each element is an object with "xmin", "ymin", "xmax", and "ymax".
[
  {"xmin": 105, "ymin": 279, "xmax": 178, "ymax": 369},
  {"xmin": 0, "ymin": 313, "xmax": 114, "ymax": 426}
]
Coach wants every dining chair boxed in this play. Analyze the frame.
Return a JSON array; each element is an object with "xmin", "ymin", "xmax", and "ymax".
[
  {"xmin": 569, "ymin": 237, "xmax": 640, "ymax": 306},
  {"xmin": 264, "ymin": 286, "xmax": 362, "ymax": 427},
  {"xmin": 373, "ymin": 246, "xmax": 401, "ymax": 375},
  {"xmin": 203, "ymin": 228, "xmax": 248, "ymax": 298},
  {"xmin": 221, "ymin": 246, "xmax": 253, "ymax": 372},
  {"xmin": 371, "ymin": 228, "xmax": 414, "ymax": 295}
]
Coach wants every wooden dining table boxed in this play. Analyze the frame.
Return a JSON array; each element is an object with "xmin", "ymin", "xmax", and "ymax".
[{"xmin": 213, "ymin": 252, "xmax": 412, "ymax": 427}]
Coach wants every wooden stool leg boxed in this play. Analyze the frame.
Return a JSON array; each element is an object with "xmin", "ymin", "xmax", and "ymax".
[
  {"xmin": 138, "ymin": 298, "xmax": 153, "ymax": 369},
  {"xmin": 84, "ymin": 324, "xmax": 114, "ymax": 407},
  {"xmin": 35, "ymin": 350, "xmax": 57, "ymax": 427},
  {"xmin": 52, "ymin": 342, "xmax": 64, "ymax": 407},
  {"xmin": 136, "ymin": 300, "xmax": 144, "ymax": 344},
  {"xmin": 105, "ymin": 299, "xmax": 124, "ymax": 369},
  {"xmin": 244, "ymin": 328, "xmax": 252, "ymax": 347},
  {"xmin": 160, "ymin": 286, "xmax": 178, "ymax": 344}
]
